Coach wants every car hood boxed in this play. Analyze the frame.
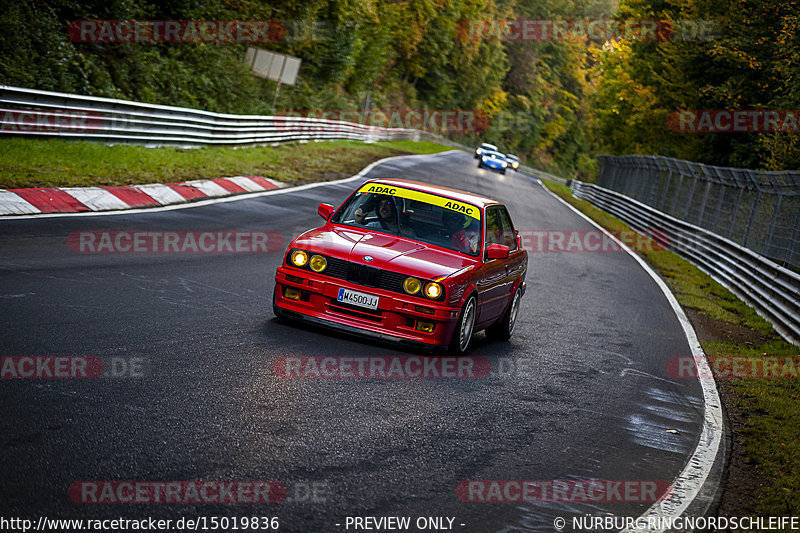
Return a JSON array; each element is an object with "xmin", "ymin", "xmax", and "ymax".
[{"xmin": 293, "ymin": 226, "xmax": 477, "ymax": 280}]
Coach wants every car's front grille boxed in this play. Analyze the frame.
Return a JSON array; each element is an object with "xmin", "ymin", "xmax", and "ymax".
[
  {"xmin": 380, "ymin": 270, "xmax": 406, "ymax": 293},
  {"xmin": 346, "ymin": 263, "xmax": 381, "ymax": 287},
  {"xmin": 320, "ymin": 256, "xmax": 399, "ymax": 292},
  {"xmin": 324, "ymin": 256, "xmax": 349, "ymax": 279}
]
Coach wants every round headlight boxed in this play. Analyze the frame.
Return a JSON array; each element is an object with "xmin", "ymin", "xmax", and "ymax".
[
  {"xmin": 309, "ymin": 254, "xmax": 327, "ymax": 272},
  {"xmin": 424, "ymin": 282, "xmax": 442, "ymax": 299},
  {"xmin": 291, "ymin": 250, "xmax": 308, "ymax": 267},
  {"xmin": 404, "ymin": 277, "xmax": 421, "ymax": 294}
]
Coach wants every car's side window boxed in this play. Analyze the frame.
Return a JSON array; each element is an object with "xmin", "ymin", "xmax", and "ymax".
[
  {"xmin": 485, "ymin": 208, "xmax": 502, "ymax": 247},
  {"xmin": 497, "ymin": 207, "xmax": 518, "ymax": 251}
]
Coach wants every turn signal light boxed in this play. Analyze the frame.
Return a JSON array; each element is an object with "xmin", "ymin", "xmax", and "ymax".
[
  {"xmin": 415, "ymin": 321, "xmax": 435, "ymax": 333},
  {"xmin": 284, "ymin": 287, "xmax": 301, "ymax": 301}
]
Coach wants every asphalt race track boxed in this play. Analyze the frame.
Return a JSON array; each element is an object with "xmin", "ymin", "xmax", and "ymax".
[{"xmin": 0, "ymin": 150, "xmax": 707, "ymax": 532}]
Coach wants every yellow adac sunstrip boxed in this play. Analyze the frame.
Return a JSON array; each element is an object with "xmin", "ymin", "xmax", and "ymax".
[{"xmin": 357, "ymin": 183, "xmax": 481, "ymax": 220}]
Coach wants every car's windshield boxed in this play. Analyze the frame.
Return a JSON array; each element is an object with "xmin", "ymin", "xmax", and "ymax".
[
  {"xmin": 480, "ymin": 144, "xmax": 496, "ymax": 150},
  {"xmin": 331, "ymin": 183, "xmax": 482, "ymax": 256}
]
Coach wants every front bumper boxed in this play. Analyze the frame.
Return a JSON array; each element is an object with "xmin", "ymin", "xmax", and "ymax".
[
  {"xmin": 480, "ymin": 160, "xmax": 506, "ymax": 171},
  {"xmin": 274, "ymin": 266, "xmax": 461, "ymax": 348}
]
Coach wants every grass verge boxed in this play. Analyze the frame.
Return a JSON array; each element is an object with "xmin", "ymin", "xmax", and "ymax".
[
  {"xmin": 543, "ymin": 180, "xmax": 800, "ymax": 517},
  {"xmin": 0, "ymin": 138, "xmax": 453, "ymax": 189}
]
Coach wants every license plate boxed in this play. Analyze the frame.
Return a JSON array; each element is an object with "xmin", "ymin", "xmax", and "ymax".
[{"xmin": 337, "ymin": 288, "xmax": 379, "ymax": 310}]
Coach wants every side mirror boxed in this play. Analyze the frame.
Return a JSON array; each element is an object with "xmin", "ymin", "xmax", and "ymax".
[
  {"xmin": 486, "ymin": 243, "xmax": 510, "ymax": 260},
  {"xmin": 516, "ymin": 230, "xmax": 522, "ymax": 250},
  {"xmin": 318, "ymin": 203, "xmax": 335, "ymax": 221}
]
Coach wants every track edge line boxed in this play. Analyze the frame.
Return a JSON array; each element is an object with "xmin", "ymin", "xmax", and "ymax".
[{"xmin": 537, "ymin": 178, "xmax": 724, "ymax": 533}]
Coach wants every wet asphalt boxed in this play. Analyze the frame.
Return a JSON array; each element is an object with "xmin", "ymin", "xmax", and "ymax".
[{"xmin": 0, "ymin": 150, "xmax": 704, "ymax": 532}]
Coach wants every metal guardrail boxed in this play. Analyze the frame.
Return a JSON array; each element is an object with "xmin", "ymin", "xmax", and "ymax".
[
  {"xmin": 597, "ymin": 155, "xmax": 800, "ymax": 269},
  {"xmin": 1, "ymin": 85, "xmax": 545, "ymax": 169},
  {"xmin": 522, "ymin": 166, "xmax": 566, "ymax": 184},
  {"xmin": 571, "ymin": 180, "xmax": 800, "ymax": 345},
  {"xmin": 0, "ymin": 85, "xmax": 424, "ymax": 146}
]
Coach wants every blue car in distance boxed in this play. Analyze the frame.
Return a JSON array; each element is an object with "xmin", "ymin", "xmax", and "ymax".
[{"xmin": 477, "ymin": 150, "xmax": 509, "ymax": 175}]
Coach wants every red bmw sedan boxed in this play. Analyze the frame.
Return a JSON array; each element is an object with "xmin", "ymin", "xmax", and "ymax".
[{"xmin": 273, "ymin": 178, "xmax": 527, "ymax": 353}]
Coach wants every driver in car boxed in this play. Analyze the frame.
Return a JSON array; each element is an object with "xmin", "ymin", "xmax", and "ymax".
[
  {"xmin": 442, "ymin": 210, "xmax": 480, "ymax": 254},
  {"xmin": 355, "ymin": 195, "xmax": 415, "ymax": 236}
]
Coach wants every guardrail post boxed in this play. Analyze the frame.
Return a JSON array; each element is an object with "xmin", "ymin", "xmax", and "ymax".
[
  {"xmin": 659, "ymin": 158, "xmax": 677, "ymax": 211},
  {"xmin": 764, "ymin": 194, "xmax": 782, "ymax": 257},
  {"xmin": 727, "ymin": 187, "xmax": 744, "ymax": 240},
  {"xmin": 743, "ymin": 189, "xmax": 761, "ymax": 248},
  {"xmin": 709, "ymin": 168, "xmax": 727, "ymax": 234},
  {"xmin": 697, "ymin": 178, "xmax": 713, "ymax": 227},
  {"xmin": 785, "ymin": 204, "xmax": 800, "ymax": 266},
  {"xmin": 683, "ymin": 166, "xmax": 700, "ymax": 220},
  {"xmin": 629, "ymin": 158, "xmax": 641, "ymax": 198},
  {"xmin": 617, "ymin": 157, "xmax": 629, "ymax": 192},
  {"xmin": 652, "ymin": 157, "xmax": 667, "ymax": 207},
  {"xmin": 641, "ymin": 156, "xmax": 656, "ymax": 201},
  {"xmin": 670, "ymin": 173, "xmax": 685, "ymax": 215}
]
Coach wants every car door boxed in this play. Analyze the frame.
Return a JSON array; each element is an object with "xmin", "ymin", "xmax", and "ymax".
[
  {"xmin": 496, "ymin": 206, "xmax": 526, "ymax": 298},
  {"xmin": 475, "ymin": 206, "xmax": 510, "ymax": 324}
]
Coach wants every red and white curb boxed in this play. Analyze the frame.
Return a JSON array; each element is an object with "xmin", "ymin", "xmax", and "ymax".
[{"xmin": 0, "ymin": 176, "xmax": 285, "ymax": 216}]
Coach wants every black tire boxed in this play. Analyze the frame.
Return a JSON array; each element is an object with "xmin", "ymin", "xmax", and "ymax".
[
  {"xmin": 272, "ymin": 286, "xmax": 283, "ymax": 318},
  {"xmin": 501, "ymin": 169, "xmax": 507, "ymax": 175},
  {"xmin": 449, "ymin": 295, "xmax": 477, "ymax": 354},
  {"xmin": 487, "ymin": 286, "xmax": 522, "ymax": 341}
]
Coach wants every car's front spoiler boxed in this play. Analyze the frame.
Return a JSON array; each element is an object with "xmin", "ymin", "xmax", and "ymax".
[{"xmin": 273, "ymin": 305, "xmax": 449, "ymax": 352}]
